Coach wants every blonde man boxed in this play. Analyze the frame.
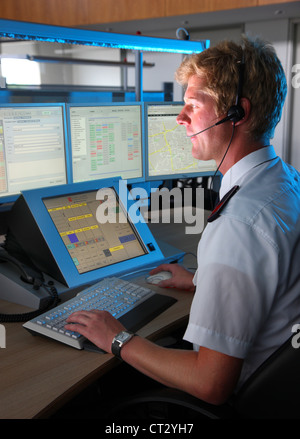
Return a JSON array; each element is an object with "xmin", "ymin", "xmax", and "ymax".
[{"xmin": 66, "ymin": 37, "xmax": 300, "ymax": 405}]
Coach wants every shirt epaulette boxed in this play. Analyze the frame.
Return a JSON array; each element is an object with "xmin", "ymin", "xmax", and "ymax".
[{"xmin": 207, "ymin": 185, "xmax": 240, "ymax": 223}]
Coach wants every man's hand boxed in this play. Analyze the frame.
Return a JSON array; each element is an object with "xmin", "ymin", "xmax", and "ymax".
[
  {"xmin": 65, "ymin": 310, "xmax": 125, "ymax": 353},
  {"xmin": 148, "ymin": 264, "xmax": 195, "ymax": 291}
]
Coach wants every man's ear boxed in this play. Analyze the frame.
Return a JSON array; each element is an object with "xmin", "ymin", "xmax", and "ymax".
[{"xmin": 235, "ymin": 97, "xmax": 251, "ymax": 126}]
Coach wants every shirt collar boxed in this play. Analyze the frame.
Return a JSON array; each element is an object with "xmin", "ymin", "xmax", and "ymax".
[{"xmin": 219, "ymin": 145, "xmax": 277, "ymax": 199}]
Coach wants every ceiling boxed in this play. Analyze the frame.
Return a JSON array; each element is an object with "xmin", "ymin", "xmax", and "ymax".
[{"xmin": 80, "ymin": 1, "xmax": 300, "ymax": 37}]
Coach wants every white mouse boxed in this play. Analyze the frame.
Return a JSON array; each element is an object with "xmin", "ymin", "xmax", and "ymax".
[{"xmin": 146, "ymin": 271, "xmax": 172, "ymax": 285}]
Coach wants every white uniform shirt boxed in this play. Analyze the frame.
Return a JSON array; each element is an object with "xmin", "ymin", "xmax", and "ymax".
[{"xmin": 184, "ymin": 146, "xmax": 300, "ymax": 387}]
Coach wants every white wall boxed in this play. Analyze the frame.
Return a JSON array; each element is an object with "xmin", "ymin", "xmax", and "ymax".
[
  {"xmin": 126, "ymin": 50, "xmax": 184, "ymax": 100},
  {"xmin": 0, "ymin": 40, "xmax": 122, "ymax": 87},
  {"xmin": 70, "ymin": 46, "xmax": 122, "ymax": 87}
]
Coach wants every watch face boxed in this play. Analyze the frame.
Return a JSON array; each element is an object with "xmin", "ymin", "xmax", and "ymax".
[
  {"xmin": 118, "ymin": 331, "xmax": 131, "ymax": 342},
  {"xmin": 112, "ymin": 331, "xmax": 134, "ymax": 359}
]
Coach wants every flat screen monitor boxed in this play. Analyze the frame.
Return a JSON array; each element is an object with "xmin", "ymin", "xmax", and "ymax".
[
  {"xmin": 0, "ymin": 103, "xmax": 69, "ymax": 204},
  {"xmin": 145, "ymin": 102, "xmax": 217, "ymax": 180},
  {"xmin": 7, "ymin": 178, "xmax": 165, "ymax": 289},
  {"xmin": 67, "ymin": 103, "xmax": 144, "ymax": 184}
]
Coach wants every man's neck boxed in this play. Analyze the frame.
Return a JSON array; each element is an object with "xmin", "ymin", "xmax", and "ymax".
[{"xmin": 218, "ymin": 134, "xmax": 270, "ymax": 176}]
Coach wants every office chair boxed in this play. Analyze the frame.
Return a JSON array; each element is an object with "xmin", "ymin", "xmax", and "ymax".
[{"xmin": 105, "ymin": 334, "xmax": 300, "ymax": 419}]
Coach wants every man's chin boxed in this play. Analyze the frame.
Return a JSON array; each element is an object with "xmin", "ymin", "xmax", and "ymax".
[{"xmin": 191, "ymin": 149, "xmax": 209, "ymax": 162}]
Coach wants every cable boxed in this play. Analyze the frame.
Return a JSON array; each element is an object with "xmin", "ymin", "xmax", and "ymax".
[
  {"xmin": 0, "ymin": 282, "xmax": 59, "ymax": 323},
  {"xmin": 0, "ymin": 251, "xmax": 35, "ymax": 284},
  {"xmin": 209, "ymin": 123, "xmax": 236, "ymax": 210}
]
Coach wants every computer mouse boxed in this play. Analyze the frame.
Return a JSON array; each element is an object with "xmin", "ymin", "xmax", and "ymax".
[{"xmin": 146, "ymin": 271, "xmax": 172, "ymax": 285}]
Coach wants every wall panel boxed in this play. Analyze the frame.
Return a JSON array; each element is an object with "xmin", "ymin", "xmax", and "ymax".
[{"xmin": 0, "ymin": 0, "xmax": 297, "ymax": 27}]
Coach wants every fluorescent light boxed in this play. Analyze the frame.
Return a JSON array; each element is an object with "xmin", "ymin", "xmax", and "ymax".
[{"xmin": 0, "ymin": 19, "xmax": 209, "ymax": 54}]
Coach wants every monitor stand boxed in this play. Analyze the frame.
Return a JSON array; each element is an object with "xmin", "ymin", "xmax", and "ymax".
[{"xmin": 155, "ymin": 239, "xmax": 186, "ymax": 264}]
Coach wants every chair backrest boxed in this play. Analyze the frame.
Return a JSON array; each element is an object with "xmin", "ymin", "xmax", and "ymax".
[{"xmin": 233, "ymin": 334, "xmax": 300, "ymax": 418}]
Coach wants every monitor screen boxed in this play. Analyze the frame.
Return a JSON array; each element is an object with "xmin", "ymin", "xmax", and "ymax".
[
  {"xmin": 0, "ymin": 103, "xmax": 68, "ymax": 203},
  {"xmin": 67, "ymin": 103, "xmax": 144, "ymax": 184},
  {"xmin": 8, "ymin": 178, "xmax": 165, "ymax": 288},
  {"xmin": 145, "ymin": 102, "xmax": 217, "ymax": 180},
  {"xmin": 43, "ymin": 187, "xmax": 146, "ymax": 275}
]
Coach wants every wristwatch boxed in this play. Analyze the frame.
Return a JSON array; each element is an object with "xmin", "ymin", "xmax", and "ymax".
[{"xmin": 111, "ymin": 330, "xmax": 135, "ymax": 359}]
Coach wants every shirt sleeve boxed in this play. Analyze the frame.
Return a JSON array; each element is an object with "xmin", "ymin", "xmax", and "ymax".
[{"xmin": 184, "ymin": 216, "xmax": 279, "ymax": 359}]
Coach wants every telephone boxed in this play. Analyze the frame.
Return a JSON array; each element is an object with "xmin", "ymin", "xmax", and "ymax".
[{"xmin": 0, "ymin": 249, "xmax": 59, "ymax": 322}]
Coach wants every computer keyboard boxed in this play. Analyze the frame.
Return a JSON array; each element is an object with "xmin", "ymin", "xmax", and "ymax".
[{"xmin": 23, "ymin": 277, "xmax": 176, "ymax": 351}]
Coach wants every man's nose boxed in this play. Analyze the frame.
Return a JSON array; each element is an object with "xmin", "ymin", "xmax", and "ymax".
[{"xmin": 176, "ymin": 108, "xmax": 190, "ymax": 125}]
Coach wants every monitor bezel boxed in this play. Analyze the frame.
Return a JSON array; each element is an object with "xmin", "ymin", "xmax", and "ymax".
[
  {"xmin": 144, "ymin": 101, "xmax": 218, "ymax": 181},
  {"xmin": 20, "ymin": 177, "xmax": 164, "ymax": 288},
  {"xmin": 0, "ymin": 102, "xmax": 70, "ymax": 205},
  {"xmin": 66, "ymin": 102, "xmax": 146, "ymax": 185}
]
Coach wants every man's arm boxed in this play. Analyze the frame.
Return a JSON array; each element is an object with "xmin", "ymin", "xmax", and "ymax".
[
  {"xmin": 121, "ymin": 334, "xmax": 243, "ymax": 405},
  {"xmin": 65, "ymin": 310, "xmax": 243, "ymax": 405}
]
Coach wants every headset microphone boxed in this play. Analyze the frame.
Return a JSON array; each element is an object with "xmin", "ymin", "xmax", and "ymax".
[
  {"xmin": 187, "ymin": 108, "xmax": 241, "ymax": 138},
  {"xmin": 187, "ymin": 117, "xmax": 227, "ymax": 137}
]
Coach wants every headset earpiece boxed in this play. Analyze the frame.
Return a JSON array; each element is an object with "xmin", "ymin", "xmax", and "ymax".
[{"xmin": 226, "ymin": 104, "xmax": 245, "ymax": 123}]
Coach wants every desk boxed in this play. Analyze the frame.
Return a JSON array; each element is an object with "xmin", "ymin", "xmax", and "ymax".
[{"xmin": 0, "ymin": 212, "xmax": 206, "ymax": 419}]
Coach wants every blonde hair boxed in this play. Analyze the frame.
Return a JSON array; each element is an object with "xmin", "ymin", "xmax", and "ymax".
[{"xmin": 175, "ymin": 36, "xmax": 287, "ymax": 140}]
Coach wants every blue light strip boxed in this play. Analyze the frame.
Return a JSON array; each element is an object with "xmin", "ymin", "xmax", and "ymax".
[{"xmin": 0, "ymin": 19, "xmax": 209, "ymax": 54}]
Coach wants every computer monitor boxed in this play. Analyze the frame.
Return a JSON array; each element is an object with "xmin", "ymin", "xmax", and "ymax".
[
  {"xmin": 67, "ymin": 103, "xmax": 144, "ymax": 185},
  {"xmin": 0, "ymin": 103, "xmax": 69, "ymax": 204},
  {"xmin": 145, "ymin": 102, "xmax": 217, "ymax": 180},
  {"xmin": 7, "ymin": 178, "xmax": 165, "ymax": 289}
]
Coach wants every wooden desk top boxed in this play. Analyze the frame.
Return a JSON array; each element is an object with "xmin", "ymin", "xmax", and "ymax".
[
  {"xmin": 0, "ymin": 214, "xmax": 203, "ymax": 419},
  {"xmin": 0, "ymin": 282, "xmax": 193, "ymax": 419}
]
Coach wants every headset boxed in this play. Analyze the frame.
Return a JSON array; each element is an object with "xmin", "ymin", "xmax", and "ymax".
[
  {"xmin": 227, "ymin": 53, "xmax": 246, "ymax": 123},
  {"xmin": 206, "ymin": 53, "xmax": 246, "ymax": 209}
]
